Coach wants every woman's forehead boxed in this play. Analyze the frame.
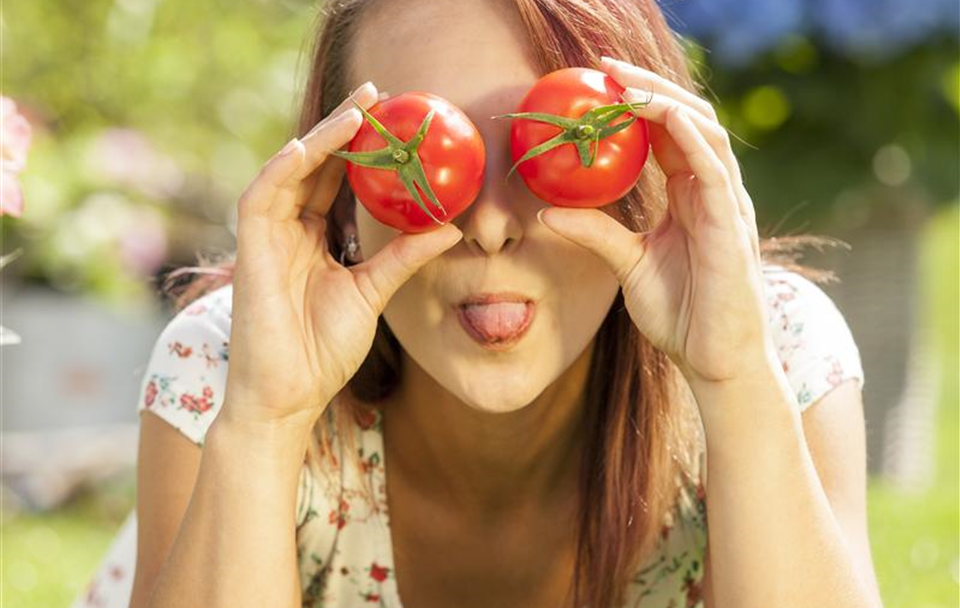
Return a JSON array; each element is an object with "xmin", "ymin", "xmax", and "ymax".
[{"xmin": 348, "ymin": 0, "xmax": 538, "ymax": 102}]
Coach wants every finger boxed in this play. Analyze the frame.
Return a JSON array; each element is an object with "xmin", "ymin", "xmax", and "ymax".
[
  {"xmin": 351, "ymin": 223, "xmax": 464, "ymax": 316},
  {"xmin": 602, "ymin": 59, "xmax": 761, "ymax": 253},
  {"xmin": 657, "ymin": 105, "xmax": 739, "ymax": 228},
  {"xmin": 296, "ymin": 87, "xmax": 389, "ymax": 222},
  {"xmin": 623, "ymin": 88, "xmax": 760, "ymax": 243},
  {"xmin": 237, "ymin": 137, "xmax": 306, "ymax": 221},
  {"xmin": 623, "ymin": 88, "xmax": 742, "ymax": 186},
  {"xmin": 274, "ymin": 83, "xmax": 381, "ymax": 222},
  {"xmin": 301, "ymin": 81, "xmax": 377, "ymax": 140},
  {"xmin": 536, "ymin": 206, "xmax": 646, "ymax": 285},
  {"xmin": 294, "ymin": 82, "xmax": 381, "ymax": 181},
  {"xmin": 241, "ymin": 82, "xmax": 377, "ymax": 221},
  {"xmin": 299, "ymin": 155, "xmax": 348, "ymax": 222},
  {"xmin": 238, "ymin": 110, "xmax": 362, "ymax": 225},
  {"xmin": 665, "ymin": 172, "xmax": 700, "ymax": 236},
  {"xmin": 265, "ymin": 108, "xmax": 363, "ymax": 222},
  {"xmin": 599, "ymin": 57, "xmax": 719, "ymax": 122},
  {"xmin": 737, "ymin": 184, "xmax": 761, "ymax": 263},
  {"xmin": 603, "ymin": 57, "xmax": 752, "ymax": 224}
]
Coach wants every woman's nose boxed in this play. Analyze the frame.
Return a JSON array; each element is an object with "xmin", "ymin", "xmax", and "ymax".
[{"xmin": 453, "ymin": 137, "xmax": 527, "ymax": 256}]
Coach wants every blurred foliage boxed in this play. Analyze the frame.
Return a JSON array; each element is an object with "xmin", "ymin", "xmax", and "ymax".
[
  {"xmin": 866, "ymin": 204, "xmax": 959, "ymax": 607},
  {"xmin": 1, "ymin": 475, "xmax": 137, "ymax": 608},
  {"xmin": 2, "ymin": 0, "xmax": 318, "ymax": 305},
  {"xmin": 681, "ymin": 36, "xmax": 959, "ymax": 235}
]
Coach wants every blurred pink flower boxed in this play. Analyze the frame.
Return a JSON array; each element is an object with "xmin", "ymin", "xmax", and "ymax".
[
  {"xmin": 1, "ymin": 96, "xmax": 33, "ymax": 218},
  {"xmin": 118, "ymin": 206, "xmax": 168, "ymax": 276},
  {"xmin": 87, "ymin": 128, "xmax": 184, "ymax": 199}
]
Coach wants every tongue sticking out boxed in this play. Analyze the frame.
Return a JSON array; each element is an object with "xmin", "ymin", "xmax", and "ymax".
[{"xmin": 460, "ymin": 302, "xmax": 530, "ymax": 342}]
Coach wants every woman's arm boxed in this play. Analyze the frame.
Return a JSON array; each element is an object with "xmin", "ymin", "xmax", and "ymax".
[
  {"xmin": 531, "ymin": 56, "xmax": 881, "ymax": 607},
  {"xmin": 143, "ymin": 413, "xmax": 312, "ymax": 608},
  {"xmin": 691, "ymin": 363, "xmax": 883, "ymax": 608}
]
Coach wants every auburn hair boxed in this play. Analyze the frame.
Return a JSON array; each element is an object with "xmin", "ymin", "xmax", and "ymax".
[{"xmin": 159, "ymin": 0, "xmax": 843, "ymax": 606}]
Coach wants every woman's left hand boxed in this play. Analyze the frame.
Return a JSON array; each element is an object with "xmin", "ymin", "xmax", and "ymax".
[{"xmin": 537, "ymin": 56, "xmax": 772, "ymax": 388}]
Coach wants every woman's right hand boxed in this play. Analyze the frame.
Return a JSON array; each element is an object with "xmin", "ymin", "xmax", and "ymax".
[{"xmin": 219, "ymin": 81, "xmax": 463, "ymax": 432}]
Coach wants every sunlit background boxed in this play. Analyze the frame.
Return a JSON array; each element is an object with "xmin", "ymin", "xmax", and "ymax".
[{"xmin": 1, "ymin": 0, "xmax": 958, "ymax": 606}]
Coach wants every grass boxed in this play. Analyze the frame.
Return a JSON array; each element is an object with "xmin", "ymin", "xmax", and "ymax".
[
  {"xmin": 866, "ymin": 203, "xmax": 959, "ymax": 608},
  {"xmin": 2, "ymin": 205, "xmax": 958, "ymax": 608},
  {"xmin": 1, "ymin": 476, "xmax": 136, "ymax": 607}
]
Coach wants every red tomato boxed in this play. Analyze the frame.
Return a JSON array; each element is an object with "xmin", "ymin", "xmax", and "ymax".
[
  {"xmin": 335, "ymin": 92, "xmax": 485, "ymax": 234},
  {"xmin": 501, "ymin": 67, "xmax": 651, "ymax": 208}
]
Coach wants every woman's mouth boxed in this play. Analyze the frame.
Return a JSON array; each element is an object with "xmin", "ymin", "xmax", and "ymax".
[{"xmin": 455, "ymin": 294, "xmax": 536, "ymax": 351}]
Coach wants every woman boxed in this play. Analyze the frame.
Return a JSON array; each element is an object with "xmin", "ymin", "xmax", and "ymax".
[{"xmin": 76, "ymin": 0, "xmax": 884, "ymax": 607}]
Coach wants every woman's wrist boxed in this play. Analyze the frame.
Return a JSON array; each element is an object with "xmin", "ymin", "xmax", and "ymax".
[{"xmin": 208, "ymin": 404, "xmax": 319, "ymax": 468}]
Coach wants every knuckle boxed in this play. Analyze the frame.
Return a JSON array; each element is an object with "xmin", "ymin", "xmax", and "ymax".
[
  {"xmin": 353, "ymin": 269, "xmax": 385, "ymax": 316},
  {"xmin": 257, "ymin": 157, "xmax": 276, "ymax": 178},
  {"xmin": 237, "ymin": 190, "xmax": 256, "ymax": 214},
  {"xmin": 716, "ymin": 125, "xmax": 732, "ymax": 147},
  {"xmin": 731, "ymin": 162, "xmax": 745, "ymax": 186},
  {"xmin": 617, "ymin": 239, "xmax": 645, "ymax": 283},
  {"xmin": 664, "ymin": 102, "xmax": 683, "ymax": 125},
  {"xmin": 715, "ymin": 166, "xmax": 732, "ymax": 188},
  {"xmin": 393, "ymin": 240, "xmax": 419, "ymax": 275},
  {"xmin": 704, "ymin": 104, "xmax": 719, "ymax": 123}
]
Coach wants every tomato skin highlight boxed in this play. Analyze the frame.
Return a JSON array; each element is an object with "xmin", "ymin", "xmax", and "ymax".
[
  {"xmin": 343, "ymin": 92, "xmax": 485, "ymax": 233},
  {"xmin": 508, "ymin": 67, "xmax": 651, "ymax": 208}
]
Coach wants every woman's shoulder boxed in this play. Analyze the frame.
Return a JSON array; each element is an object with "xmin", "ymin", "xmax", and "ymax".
[
  {"xmin": 136, "ymin": 283, "xmax": 234, "ymax": 448},
  {"xmin": 760, "ymin": 263, "xmax": 865, "ymax": 412}
]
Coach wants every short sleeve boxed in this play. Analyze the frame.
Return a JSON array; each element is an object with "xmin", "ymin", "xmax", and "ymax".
[
  {"xmin": 137, "ymin": 284, "xmax": 233, "ymax": 447},
  {"xmin": 763, "ymin": 266, "xmax": 865, "ymax": 413}
]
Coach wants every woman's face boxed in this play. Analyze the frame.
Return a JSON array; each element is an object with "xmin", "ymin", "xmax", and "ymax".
[{"xmin": 349, "ymin": 0, "xmax": 620, "ymax": 414}]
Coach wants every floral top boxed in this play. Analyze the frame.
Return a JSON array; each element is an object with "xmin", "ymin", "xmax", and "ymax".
[{"xmin": 74, "ymin": 265, "xmax": 864, "ymax": 608}]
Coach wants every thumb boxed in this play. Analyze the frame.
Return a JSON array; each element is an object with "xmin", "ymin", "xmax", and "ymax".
[
  {"xmin": 351, "ymin": 222, "xmax": 463, "ymax": 315},
  {"xmin": 537, "ymin": 207, "xmax": 646, "ymax": 284}
]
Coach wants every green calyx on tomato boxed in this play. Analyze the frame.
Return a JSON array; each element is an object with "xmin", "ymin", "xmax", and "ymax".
[
  {"xmin": 493, "ymin": 96, "xmax": 652, "ymax": 180},
  {"xmin": 492, "ymin": 67, "xmax": 652, "ymax": 208},
  {"xmin": 332, "ymin": 100, "xmax": 447, "ymax": 225}
]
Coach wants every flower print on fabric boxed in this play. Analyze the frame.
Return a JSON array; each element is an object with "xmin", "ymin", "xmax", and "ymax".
[
  {"xmin": 762, "ymin": 265, "xmax": 865, "ymax": 413},
  {"xmin": 135, "ymin": 284, "xmax": 233, "ymax": 448}
]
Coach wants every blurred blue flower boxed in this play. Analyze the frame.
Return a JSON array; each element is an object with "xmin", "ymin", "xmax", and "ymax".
[
  {"xmin": 812, "ymin": 0, "xmax": 958, "ymax": 61},
  {"xmin": 659, "ymin": 0, "xmax": 804, "ymax": 67},
  {"xmin": 657, "ymin": 0, "xmax": 959, "ymax": 65}
]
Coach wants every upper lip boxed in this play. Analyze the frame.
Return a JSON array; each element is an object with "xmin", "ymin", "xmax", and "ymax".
[{"xmin": 457, "ymin": 292, "xmax": 534, "ymax": 307}]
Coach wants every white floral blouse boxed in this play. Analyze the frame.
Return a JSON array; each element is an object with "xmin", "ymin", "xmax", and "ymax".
[{"xmin": 72, "ymin": 264, "xmax": 864, "ymax": 608}]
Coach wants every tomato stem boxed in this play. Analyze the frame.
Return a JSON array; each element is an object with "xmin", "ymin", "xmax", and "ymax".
[
  {"xmin": 492, "ymin": 96, "xmax": 651, "ymax": 180},
  {"xmin": 331, "ymin": 100, "xmax": 446, "ymax": 225}
]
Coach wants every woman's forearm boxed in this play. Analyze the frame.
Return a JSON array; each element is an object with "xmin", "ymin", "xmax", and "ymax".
[
  {"xmin": 690, "ymin": 366, "xmax": 881, "ymax": 608},
  {"xmin": 146, "ymin": 410, "xmax": 312, "ymax": 608}
]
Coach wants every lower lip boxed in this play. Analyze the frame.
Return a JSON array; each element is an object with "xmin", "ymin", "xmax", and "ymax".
[{"xmin": 455, "ymin": 301, "xmax": 536, "ymax": 351}]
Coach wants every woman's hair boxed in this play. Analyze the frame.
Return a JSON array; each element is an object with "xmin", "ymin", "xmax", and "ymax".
[{"xmin": 160, "ymin": 0, "xmax": 845, "ymax": 605}]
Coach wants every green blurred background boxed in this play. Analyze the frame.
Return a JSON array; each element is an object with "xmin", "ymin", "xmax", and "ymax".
[{"xmin": 1, "ymin": 0, "xmax": 957, "ymax": 607}]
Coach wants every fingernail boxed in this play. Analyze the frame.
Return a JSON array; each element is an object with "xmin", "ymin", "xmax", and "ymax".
[
  {"xmin": 338, "ymin": 108, "xmax": 361, "ymax": 123},
  {"xmin": 378, "ymin": 91, "xmax": 391, "ymax": 101},
  {"xmin": 624, "ymin": 87, "xmax": 654, "ymax": 101},
  {"xmin": 278, "ymin": 138, "xmax": 299, "ymax": 157},
  {"xmin": 328, "ymin": 109, "xmax": 358, "ymax": 127},
  {"xmin": 600, "ymin": 55, "xmax": 617, "ymax": 64},
  {"xmin": 352, "ymin": 81, "xmax": 373, "ymax": 96},
  {"xmin": 537, "ymin": 208, "xmax": 547, "ymax": 226}
]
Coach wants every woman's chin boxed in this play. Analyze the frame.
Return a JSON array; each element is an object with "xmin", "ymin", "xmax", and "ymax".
[{"xmin": 446, "ymin": 369, "xmax": 546, "ymax": 414}]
